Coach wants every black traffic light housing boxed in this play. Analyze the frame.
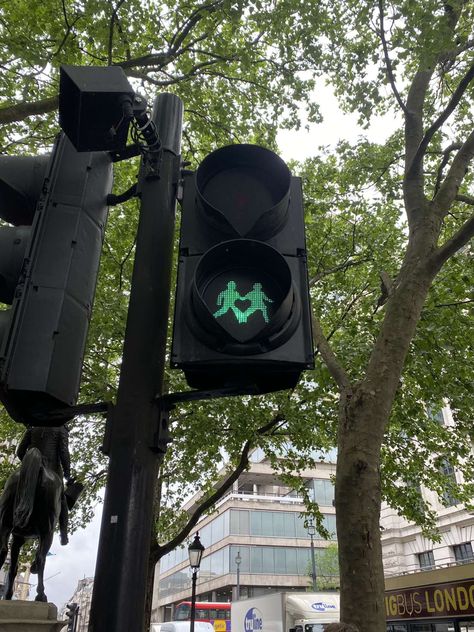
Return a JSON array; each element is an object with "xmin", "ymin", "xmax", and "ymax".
[
  {"xmin": 0, "ymin": 133, "xmax": 112, "ymax": 425},
  {"xmin": 59, "ymin": 65, "xmax": 135, "ymax": 152},
  {"xmin": 171, "ymin": 144, "xmax": 314, "ymax": 393},
  {"xmin": 66, "ymin": 602, "xmax": 79, "ymax": 631}
]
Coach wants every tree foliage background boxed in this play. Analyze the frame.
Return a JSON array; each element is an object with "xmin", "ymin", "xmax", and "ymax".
[{"xmin": 0, "ymin": 0, "xmax": 473, "ymax": 629}]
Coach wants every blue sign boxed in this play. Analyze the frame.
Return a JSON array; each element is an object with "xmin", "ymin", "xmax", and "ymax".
[{"xmin": 244, "ymin": 608, "xmax": 263, "ymax": 632}]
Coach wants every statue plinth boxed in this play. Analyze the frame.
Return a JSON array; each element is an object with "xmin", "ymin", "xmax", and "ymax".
[{"xmin": 0, "ymin": 600, "xmax": 66, "ymax": 631}]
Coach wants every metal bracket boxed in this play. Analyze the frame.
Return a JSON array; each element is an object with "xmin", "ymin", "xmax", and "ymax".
[
  {"xmin": 152, "ymin": 401, "xmax": 172, "ymax": 458},
  {"xmin": 158, "ymin": 384, "xmax": 260, "ymax": 409}
]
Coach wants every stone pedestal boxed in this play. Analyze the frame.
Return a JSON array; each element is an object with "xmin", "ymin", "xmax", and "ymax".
[{"xmin": 0, "ymin": 600, "xmax": 66, "ymax": 631}]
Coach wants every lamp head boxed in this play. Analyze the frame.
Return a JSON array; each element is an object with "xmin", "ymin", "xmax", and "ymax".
[
  {"xmin": 305, "ymin": 518, "xmax": 316, "ymax": 536},
  {"xmin": 188, "ymin": 532, "xmax": 205, "ymax": 569}
]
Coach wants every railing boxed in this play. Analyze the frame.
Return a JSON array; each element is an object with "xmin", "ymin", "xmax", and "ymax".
[{"xmin": 215, "ymin": 489, "xmax": 306, "ymax": 509}]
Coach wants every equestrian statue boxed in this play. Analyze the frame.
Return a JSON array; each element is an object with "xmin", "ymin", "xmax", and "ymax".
[{"xmin": 0, "ymin": 424, "xmax": 80, "ymax": 602}]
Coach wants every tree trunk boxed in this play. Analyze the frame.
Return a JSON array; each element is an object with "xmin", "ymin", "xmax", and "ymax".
[
  {"xmin": 336, "ymin": 388, "xmax": 387, "ymax": 630},
  {"xmin": 336, "ymin": 259, "xmax": 437, "ymax": 631}
]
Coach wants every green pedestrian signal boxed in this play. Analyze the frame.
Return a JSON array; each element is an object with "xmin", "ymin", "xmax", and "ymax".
[
  {"xmin": 171, "ymin": 144, "xmax": 314, "ymax": 394},
  {"xmin": 213, "ymin": 281, "xmax": 273, "ymax": 324}
]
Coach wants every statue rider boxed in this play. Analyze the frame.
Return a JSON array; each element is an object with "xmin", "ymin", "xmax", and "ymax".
[{"xmin": 16, "ymin": 425, "xmax": 73, "ymax": 546}]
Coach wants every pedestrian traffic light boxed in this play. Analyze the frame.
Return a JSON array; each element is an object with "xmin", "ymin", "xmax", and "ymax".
[
  {"xmin": 0, "ymin": 132, "xmax": 112, "ymax": 425},
  {"xmin": 171, "ymin": 144, "xmax": 314, "ymax": 393}
]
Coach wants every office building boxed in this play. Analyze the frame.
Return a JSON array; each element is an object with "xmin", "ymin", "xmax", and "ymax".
[{"xmin": 151, "ymin": 447, "xmax": 337, "ymax": 622}]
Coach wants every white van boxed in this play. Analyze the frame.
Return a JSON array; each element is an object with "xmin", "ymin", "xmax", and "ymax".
[{"xmin": 153, "ymin": 622, "xmax": 215, "ymax": 632}]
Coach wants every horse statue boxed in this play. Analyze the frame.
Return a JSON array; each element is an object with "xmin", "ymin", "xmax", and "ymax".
[{"xmin": 0, "ymin": 425, "xmax": 77, "ymax": 602}]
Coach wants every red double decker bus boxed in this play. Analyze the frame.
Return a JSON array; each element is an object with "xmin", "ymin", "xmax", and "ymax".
[{"xmin": 175, "ymin": 602, "xmax": 231, "ymax": 632}]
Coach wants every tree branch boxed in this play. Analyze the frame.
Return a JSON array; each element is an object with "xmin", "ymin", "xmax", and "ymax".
[
  {"xmin": 407, "ymin": 61, "xmax": 474, "ymax": 178},
  {"xmin": 309, "ymin": 257, "xmax": 372, "ymax": 286},
  {"xmin": 107, "ymin": 0, "xmax": 127, "ymax": 66},
  {"xmin": 153, "ymin": 414, "xmax": 285, "ymax": 560},
  {"xmin": 456, "ymin": 193, "xmax": 474, "ymax": 206},
  {"xmin": 430, "ymin": 213, "xmax": 474, "ymax": 270},
  {"xmin": 433, "ymin": 129, "xmax": 474, "ymax": 212},
  {"xmin": 433, "ymin": 143, "xmax": 463, "ymax": 195},
  {"xmin": 311, "ymin": 312, "xmax": 351, "ymax": 391},
  {"xmin": 0, "ymin": 95, "xmax": 59, "ymax": 124},
  {"xmin": 378, "ymin": 0, "xmax": 408, "ymax": 115}
]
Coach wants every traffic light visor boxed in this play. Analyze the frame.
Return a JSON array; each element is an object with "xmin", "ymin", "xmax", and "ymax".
[
  {"xmin": 196, "ymin": 144, "xmax": 291, "ymax": 239},
  {"xmin": 0, "ymin": 155, "xmax": 49, "ymax": 225}
]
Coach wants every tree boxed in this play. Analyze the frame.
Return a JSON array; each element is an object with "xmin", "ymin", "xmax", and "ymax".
[
  {"xmin": 313, "ymin": 543, "xmax": 340, "ymax": 591},
  {"xmin": 297, "ymin": 1, "xmax": 474, "ymax": 628}
]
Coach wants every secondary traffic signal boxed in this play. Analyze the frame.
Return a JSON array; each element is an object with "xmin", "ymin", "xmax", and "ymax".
[
  {"xmin": 0, "ymin": 133, "xmax": 113, "ymax": 425},
  {"xmin": 66, "ymin": 602, "xmax": 79, "ymax": 632},
  {"xmin": 171, "ymin": 144, "xmax": 314, "ymax": 393}
]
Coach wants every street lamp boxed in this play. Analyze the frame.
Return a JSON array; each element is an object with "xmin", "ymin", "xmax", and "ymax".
[
  {"xmin": 235, "ymin": 550, "xmax": 242, "ymax": 601},
  {"xmin": 189, "ymin": 533, "xmax": 205, "ymax": 632},
  {"xmin": 306, "ymin": 518, "xmax": 317, "ymax": 591}
]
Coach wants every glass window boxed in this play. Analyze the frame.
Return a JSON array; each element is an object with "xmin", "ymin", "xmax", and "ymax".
[
  {"xmin": 295, "ymin": 515, "xmax": 309, "ymax": 539},
  {"xmin": 439, "ymin": 459, "xmax": 459, "ymax": 506},
  {"xmin": 321, "ymin": 514, "xmax": 337, "ymax": 540},
  {"xmin": 212, "ymin": 513, "xmax": 224, "ymax": 544},
  {"xmin": 200, "ymin": 524, "xmax": 211, "ymax": 548},
  {"xmin": 250, "ymin": 510, "xmax": 262, "ymax": 535},
  {"xmin": 261, "ymin": 511, "xmax": 273, "ymax": 536},
  {"xmin": 230, "ymin": 545, "xmax": 250, "ymax": 573},
  {"xmin": 200, "ymin": 555, "xmax": 211, "ymax": 582},
  {"xmin": 453, "ymin": 542, "xmax": 474, "ymax": 562},
  {"xmin": 175, "ymin": 605, "xmax": 190, "ymax": 620},
  {"xmin": 211, "ymin": 547, "xmax": 225, "ymax": 576},
  {"xmin": 273, "ymin": 512, "xmax": 289, "ymax": 537},
  {"xmin": 196, "ymin": 609, "xmax": 208, "ymax": 620},
  {"xmin": 418, "ymin": 550, "xmax": 435, "ymax": 570},
  {"xmin": 285, "ymin": 548, "xmax": 298, "ymax": 574},
  {"xmin": 274, "ymin": 547, "xmax": 287, "ymax": 573},
  {"xmin": 231, "ymin": 510, "xmax": 250, "ymax": 535},
  {"xmin": 297, "ymin": 548, "xmax": 310, "ymax": 574},
  {"xmin": 222, "ymin": 509, "xmax": 230, "ymax": 538},
  {"xmin": 262, "ymin": 547, "xmax": 275, "ymax": 573},
  {"xmin": 250, "ymin": 547, "xmax": 263, "ymax": 573},
  {"xmin": 313, "ymin": 479, "xmax": 335, "ymax": 506}
]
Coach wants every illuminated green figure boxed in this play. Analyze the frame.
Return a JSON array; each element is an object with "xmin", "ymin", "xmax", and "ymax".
[
  {"xmin": 213, "ymin": 281, "xmax": 246, "ymax": 322},
  {"xmin": 213, "ymin": 281, "xmax": 273, "ymax": 324},
  {"xmin": 242, "ymin": 283, "xmax": 273, "ymax": 323}
]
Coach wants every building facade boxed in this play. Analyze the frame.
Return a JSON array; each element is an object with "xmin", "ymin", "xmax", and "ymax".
[
  {"xmin": 151, "ymin": 448, "xmax": 337, "ymax": 622},
  {"xmin": 60, "ymin": 577, "xmax": 94, "ymax": 632},
  {"xmin": 381, "ymin": 407, "xmax": 474, "ymax": 577}
]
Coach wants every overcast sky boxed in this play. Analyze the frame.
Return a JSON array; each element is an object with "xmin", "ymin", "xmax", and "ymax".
[{"xmin": 32, "ymin": 80, "xmax": 399, "ymax": 612}]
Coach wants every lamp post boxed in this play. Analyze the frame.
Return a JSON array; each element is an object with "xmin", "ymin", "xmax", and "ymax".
[
  {"xmin": 189, "ymin": 533, "xmax": 205, "ymax": 632},
  {"xmin": 235, "ymin": 550, "xmax": 242, "ymax": 601},
  {"xmin": 306, "ymin": 518, "xmax": 317, "ymax": 591}
]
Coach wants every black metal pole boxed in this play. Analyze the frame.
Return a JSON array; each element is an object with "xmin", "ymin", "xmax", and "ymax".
[
  {"xmin": 88, "ymin": 93, "xmax": 183, "ymax": 632},
  {"xmin": 236, "ymin": 555, "xmax": 240, "ymax": 601},
  {"xmin": 190, "ymin": 570, "xmax": 197, "ymax": 632}
]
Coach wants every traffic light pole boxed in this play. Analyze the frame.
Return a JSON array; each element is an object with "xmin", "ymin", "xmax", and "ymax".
[{"xmin": 89, "ymin": 93, "xmax": 183, "ymax": 632}]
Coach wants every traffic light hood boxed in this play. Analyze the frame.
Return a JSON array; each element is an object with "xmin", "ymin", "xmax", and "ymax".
[{"xmin": 196, "ymin": 144, "xmax": 291, "ymax": 239}]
